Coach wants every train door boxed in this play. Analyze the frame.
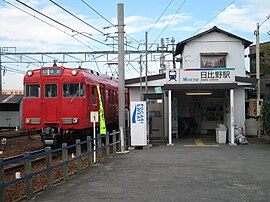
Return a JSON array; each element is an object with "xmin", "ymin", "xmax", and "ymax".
[{"xmin": 42, "ymin": 82, "xmax": 60, "ymax": 123}]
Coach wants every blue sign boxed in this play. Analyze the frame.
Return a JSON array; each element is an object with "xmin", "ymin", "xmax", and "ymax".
[{"xmin": 132, "ymin": 104, "xmax": 145, "ymax": 124}]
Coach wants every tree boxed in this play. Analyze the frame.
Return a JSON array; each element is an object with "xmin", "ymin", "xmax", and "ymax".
[
  {"xmin": 261, "ymin": 44, "xmax": 270, "ymax": 75},
  {"xmin": 261, "ymin": 92, "xmax": 270, "ymax": 135}
]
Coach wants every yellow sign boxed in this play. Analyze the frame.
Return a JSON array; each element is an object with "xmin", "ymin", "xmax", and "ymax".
[{"xmin": 97, "ymin": 86, "xmax": 106, "ymax": 134}]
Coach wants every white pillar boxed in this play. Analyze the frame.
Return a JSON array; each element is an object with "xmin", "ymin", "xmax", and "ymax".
[
  {"xmin": 230, "ymin": 89, "xmax": 236, "ymax": 145},
  {"xmin": 167, "ymin": 90, "xmax": 174, "ymax": 146}
]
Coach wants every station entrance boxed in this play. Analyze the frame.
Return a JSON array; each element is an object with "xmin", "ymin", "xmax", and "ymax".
[{"xmin": 171, "ymin": 88, "xmax": 231, "ymax": 143}]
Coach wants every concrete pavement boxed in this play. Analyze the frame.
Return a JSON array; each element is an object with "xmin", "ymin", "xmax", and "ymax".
[{"xmin": 29, "ymin": 136, "xmax": 270, "ymax": 202}]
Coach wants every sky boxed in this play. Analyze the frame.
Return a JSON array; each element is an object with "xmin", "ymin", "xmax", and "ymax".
[{"xmin": 0, "ymin": 0, "xmax": 270, "ymax": 90}]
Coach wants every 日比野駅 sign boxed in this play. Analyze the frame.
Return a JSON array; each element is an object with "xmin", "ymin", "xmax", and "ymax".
[{"xmin": 180, "ymin": 68, "xmax": 235, "ymax": 84}]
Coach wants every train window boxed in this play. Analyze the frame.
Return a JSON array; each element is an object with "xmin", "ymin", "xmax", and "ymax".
[
  {"xmin": 63, "ymin": 83, "xmax": 85, "ymax": 97},
  {"xmin": 25, "ymin": 84, "xmax": 40, "ymax": 98},
  {"xmin": 92, "ymin": 86, "xmax": 97, "ymax": 104},
  {"xmin": 45, "ymin": 84, "xmax": 57, "ymax": 98},
  {"xmin": 113, "ymin": 90, "xmax": 116, "ymax": 104}
]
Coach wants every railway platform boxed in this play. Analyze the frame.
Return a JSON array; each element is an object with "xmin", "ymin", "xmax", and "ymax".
[{"xmin": 28, "ymin": 136, "xmax": 270, "ymax": 202}]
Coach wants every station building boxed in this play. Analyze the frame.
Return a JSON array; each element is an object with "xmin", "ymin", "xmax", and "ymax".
[{"xmin": 126, "ymin": 26, "xmax": 256, "ymax": 145}]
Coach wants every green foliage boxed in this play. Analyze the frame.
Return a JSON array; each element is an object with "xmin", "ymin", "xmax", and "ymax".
[
  {"xmin": 261, "ymin": 45, "xmax": 270, "ymax": 74},
  {"xmin": 261, "ymin": 92, "xmax": 270, "ymax": 135}
]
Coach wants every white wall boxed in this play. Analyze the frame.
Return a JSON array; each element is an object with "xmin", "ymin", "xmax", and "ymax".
[{"xmin": 181, "ymin": 32, "xmax": 246, "ymax": 76}]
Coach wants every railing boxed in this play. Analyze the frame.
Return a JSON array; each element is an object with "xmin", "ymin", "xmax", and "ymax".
[{"xmin": 0, "ymin": 128, "xmax": 130, "ymax": 202}]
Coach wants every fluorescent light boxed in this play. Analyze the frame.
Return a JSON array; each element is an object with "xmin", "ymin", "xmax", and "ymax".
[{"xmin": 185, "ymin": 92, "xmax": 212, "ymax": 96}]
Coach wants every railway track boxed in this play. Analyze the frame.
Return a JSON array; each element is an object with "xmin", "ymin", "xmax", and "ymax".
[{"xmin": 0, "ymin": 130, "xmax": 40, "ymax": 139}]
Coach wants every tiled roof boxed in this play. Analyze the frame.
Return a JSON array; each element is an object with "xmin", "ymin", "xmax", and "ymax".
[{"xmin": 0, "ymin": 94, "xmax": 23, "ymax": 104}]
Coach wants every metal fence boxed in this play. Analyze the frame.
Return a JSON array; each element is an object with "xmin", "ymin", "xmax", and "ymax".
[{"xmin": 0, "ymin": 129, "xmax": 130, "ymax": 202}]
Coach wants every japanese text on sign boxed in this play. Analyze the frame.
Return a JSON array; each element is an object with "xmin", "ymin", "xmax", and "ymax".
[{"xmin": 136, "ymin": 104, "xmax": 145, "ymax": 123}]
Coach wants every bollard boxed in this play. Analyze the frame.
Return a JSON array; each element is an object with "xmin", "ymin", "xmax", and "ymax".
[
  {"xmin": 86, "ymin": 136, "xmax": 93, "ymax": 167},
  {"xmin": 0, "ymin": 158, "xmax": 5, "ymax": 202},
  {"xmin": 120, "ymin": 127, "xmax": 125, "ymax": 152},
  {"xmin": 106, "ymin": 134, "xmax": 110, "ymax": 159},
  {"xmin": 76, "ymin": 139, "xmax": 82, "ymax": 173},
  {"xmin": 45, "ymin": 147, "xmax": 53, "ymax": 189},
  {"xmin": 118, "ymin": 130, "xmax": 121, "ymax": 152},
  {"xmin": 24, "ymin": 152, "xmax": 33, "ymax": 199},
  {"xmin": 62, "ymin": 143, "xmax": 69, "ymax": 181},
  {"xmin": 127, "ymin": 129, "xmax": 131, "ymax": 149},
  {"xmin": 97, "ymin": 134, "xmax": 102, "ymax": 162},
  {"xmin": 112, "ymin": 130, "xmax": 116, "ymax": 155}
]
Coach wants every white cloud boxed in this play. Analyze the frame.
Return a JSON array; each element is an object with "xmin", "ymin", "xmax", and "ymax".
[
  {"xmin": 171, "ymin": 26, "xmax": 196, "ymax": 32},
  {"xmin": 213, "ymin": 1, "xmax": 270, "ymax": 34}
]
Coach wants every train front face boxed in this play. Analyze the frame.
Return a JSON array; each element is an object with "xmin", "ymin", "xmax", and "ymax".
[{"xmin": 23, "ymin": 66, "xmax": 87, "ymax": 145}]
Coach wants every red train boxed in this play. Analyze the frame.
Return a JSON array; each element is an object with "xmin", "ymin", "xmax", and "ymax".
[{"xmin": 22, "ymin": 64, "xmax": 129, "ymax": 145}]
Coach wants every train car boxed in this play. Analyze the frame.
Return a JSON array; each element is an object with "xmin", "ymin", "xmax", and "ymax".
[{"xmin": 22, "ymin": 64, "xmax": 129, "ymax": 145}]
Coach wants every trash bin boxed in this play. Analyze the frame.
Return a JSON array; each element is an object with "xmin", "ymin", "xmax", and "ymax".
[{"xmin": 216, "ymin": 124, "xmax": 227, "ymax": 144}]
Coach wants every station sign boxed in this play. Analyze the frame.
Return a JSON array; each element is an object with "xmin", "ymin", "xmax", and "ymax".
[{"xmin": 166, "ymin": 68, "xmax": 235, "ymax": 84}]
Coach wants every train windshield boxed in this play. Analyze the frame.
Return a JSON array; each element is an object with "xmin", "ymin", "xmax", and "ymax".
[
  {"xmin": 25, "ymin": 84, "xmax": 40, "ymax": 98},
  {"xmin": 63, "ymin": 83, "xmax": 85, "ymax": 97},
  {"xmin": 45, "ymin": 84, "xmax": 58, "ymax": 98}
]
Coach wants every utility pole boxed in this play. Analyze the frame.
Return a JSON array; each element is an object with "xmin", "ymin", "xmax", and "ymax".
[
  {"xmin": 145, "ymin": 32, "xmax": 148, "ymax": 95},
  {"xmin": 160, "ymin": 38, "xmax": 165, "ymax": 73},
  {"xmin": 117, "ymin": 3, "xmax": 125, "ymax": 131},
  {"xmin": 255, "ymin": 22, "xmax": 261, "ymax": 137},
  {"xmin": 139, "ymin": 54, "xmax": 143, "ymax": 101},
  {"xmin": 0, "ymin": 47, "xmax": 2, "ymax": 95},
  {"xmin": 172, "ymin": 37, "xmax": 176, "ymax": 69}
]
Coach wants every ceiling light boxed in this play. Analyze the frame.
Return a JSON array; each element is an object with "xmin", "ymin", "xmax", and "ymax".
[{"xmin": 185, "ymin": 92, "xmax": 213, "ymax": 96}]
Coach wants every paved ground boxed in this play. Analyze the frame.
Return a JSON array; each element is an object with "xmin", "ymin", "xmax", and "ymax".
[{"xmin": 30, "ymin": 135, "xmax": 270, "ymax": 202}]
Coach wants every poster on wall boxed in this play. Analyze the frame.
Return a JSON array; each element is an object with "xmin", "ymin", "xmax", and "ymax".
[{"xmin": 130, "ymin": 101, "xmax": 147, "ymax": 146}]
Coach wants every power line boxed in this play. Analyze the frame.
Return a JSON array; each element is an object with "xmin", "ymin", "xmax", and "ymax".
[
  {"xmin": 15, "ymin": 0, "xmax": 110, "ymax": 47},
  {"xmin": 81, "ymin": 0, "xmax": 114, "ymax": 27},
  {"xmin": 1, "ymin": 65, "xmax": 25, "ymax": 74},
  {"xmin": 3, "ymin": 0, "xmax": 94, "ymax": 50},
  {"xmin": 192, "ymin": 0, "xmax": 236, "ymax": 35},
  {"xmin": 151, "ymin": 0, "xmax": 187, "ymax": 48},
  {"xmin": 49, "ymin": 0, "xmax": 105, "ymax": 35},
  {"xmin": 148, "ymin": 0, "xmax": 174, "ymax": 33},
  {"xmin": 81, "ymin": 0, "xmax": 141, "ymax": 45}
]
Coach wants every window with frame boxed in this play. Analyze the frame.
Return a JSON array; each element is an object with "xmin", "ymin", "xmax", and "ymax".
[
  {"xmin": 45, "ymin": 84, "xmax": 57, "ymax": 98},
  {"xmin": 200, "ymin": 53, "xmax": 227, "ymax": 68},
  {"xmin": 92, "ymin": 86, "xmax": 97, "ymax": 104},
  {"xmin": 63, "ymin": 83, "xmax": 85, "ymax": 97},
  {"xmin": 25, "ymin": 84, "xmax": 40, "ymax": 98}
]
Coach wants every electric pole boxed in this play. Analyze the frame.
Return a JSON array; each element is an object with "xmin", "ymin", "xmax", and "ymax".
[
  {"xmin": 0, "ymin": 47, "xmax": 2, "ymax": 95},
  {"xmin": 117, "ymin": 3, "xmax": 125, "ymax": 131},
  {"xmin": 255, "ymin": 22, "xmax": 261, "ymax": 137},
  {"xmin": 160, "ymin": 38, "xmax": 165, "ymax": 73},
  {"xmin": 145, "ymin": 31, "xmax": 148, "ymax": 95}
]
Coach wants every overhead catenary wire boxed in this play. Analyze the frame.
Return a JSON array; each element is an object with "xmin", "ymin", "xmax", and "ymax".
[
  {"xmin": 15, "ymin": 0, "xmax": 111, "ymax": 47},
  {"xmin": 150, "ymin": 0, "xmax": 187, "ymax": 48},
  {"xmin": 81, "ymin": 0, "xmax": 142, "ymax": 46},
  {"xmin": 148, "ymin": 0, "xmax": 174, "ymax": 33},
  {"xmin": 3, "ymin": 0, "xmax": 94, "ymax": 50},
  {"xmin": 192, "ymin": 0, "xmax": 236, "ymax": 35},
  {"xmin": 49, "ymin": 0, "xmax": 106, "ymax": 35}
]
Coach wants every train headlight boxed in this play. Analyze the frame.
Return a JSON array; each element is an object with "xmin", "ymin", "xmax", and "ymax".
[
  {"xmin": 26, "ymin": 118, "xmax": 31, "ymax": 123},
  {"xmin": 72, "ymin": 118, "xmax": 79, "ymax": 123},
  {"xmin": 71, "ymin": 69, "xmax": 78, "ymax": 76},
  {"xmin": 26, "ymin": 70, "xmax": 33, "ymax": 77}
]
